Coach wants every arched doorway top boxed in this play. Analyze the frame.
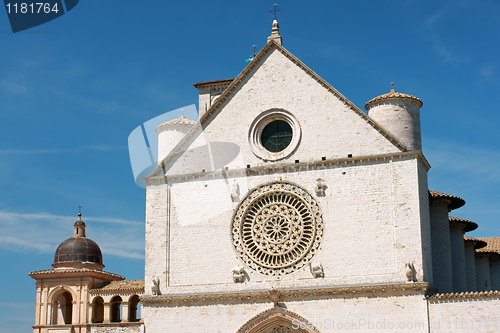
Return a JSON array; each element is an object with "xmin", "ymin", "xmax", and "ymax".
[{"xmin": 237, "ymin": 307, "xmax": 320, "ymax": 333}]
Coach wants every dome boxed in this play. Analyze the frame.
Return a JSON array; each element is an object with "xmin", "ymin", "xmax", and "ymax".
[
  {"xmin": 54, "ymin": 237, "xmax": 103, "ymax": 265},
  {"xmin": 53, "ymin": 214, "xmax": 104, "ymax": 269}
]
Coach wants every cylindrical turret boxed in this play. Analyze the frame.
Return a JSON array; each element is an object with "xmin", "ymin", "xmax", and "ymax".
[
  {"xmin": 365, "ymin": 86, "xmax": 423, "ymax": 151},
  {"xmin": 155, "ymin": 115, "xmax": 196, "ymax": 164}
]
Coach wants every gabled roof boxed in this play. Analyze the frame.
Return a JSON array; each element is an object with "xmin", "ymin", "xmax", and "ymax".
[{"xmin": 149, "ymin": 40, "xmax": 410, "ymax": 178}]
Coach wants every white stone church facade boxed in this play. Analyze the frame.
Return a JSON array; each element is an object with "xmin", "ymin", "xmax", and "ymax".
[{"xmin": 30, "ymin": 21, "xmax": 500, "ymax": 333}]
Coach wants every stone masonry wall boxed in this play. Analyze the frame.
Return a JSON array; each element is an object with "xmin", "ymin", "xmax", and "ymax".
[
  {"xmin": 429, "ymin": 298, "xmax": 500, "ymax": 333},
  {"xmin": 143, "ymin": 294, "xmax": 429, "ymax": 333},
  {"xmin": 144, "ymin": 156, "xmax": 429, "ymax": 295}
]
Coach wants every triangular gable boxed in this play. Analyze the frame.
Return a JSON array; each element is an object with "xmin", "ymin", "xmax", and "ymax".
[{"xmin": 149, "ymin": 40, "xmax": 408, "ymax": 178}]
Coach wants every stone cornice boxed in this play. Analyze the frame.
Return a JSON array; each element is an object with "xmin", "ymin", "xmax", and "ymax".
[
  {"xmin": 145, "ymin": 151, "xmax": 430, "ymax": 185},
  {"xmin": 28, "ymin": 268, "xmax": 124, "ymax": 281},
  {"xmin": 141, "ymin": 282, "xmax": 431, "ymax": 306},
  {"xmin": 33, "ymin": 322, "xmax": 144, "ymax": 329}
]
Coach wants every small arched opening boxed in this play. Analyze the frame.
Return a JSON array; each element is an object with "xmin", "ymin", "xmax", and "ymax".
[
  {"xmin": 52, "ymin": 291, "xmax": 73, "ymax": 325},
  {"xmin": 92, "ymin": 296, "xmax": 104, "ymax": 323},
  {"xmin": 128, "ymin": 295, "xmax": 141, "ymax": 322},
  {"xmin": 110, "ymin": 296, "xmax": 122, "ymax": 322}
]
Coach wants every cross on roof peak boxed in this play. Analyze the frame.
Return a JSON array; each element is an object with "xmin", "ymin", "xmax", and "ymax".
[{"xmin": 270, "ymin": 4, "xmax": 281, "ymax": 21}]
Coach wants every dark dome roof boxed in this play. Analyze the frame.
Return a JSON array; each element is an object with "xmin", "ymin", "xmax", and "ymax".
[{"xmin": 54, "ymin": 236, "xmax": 103, "ymax": 265}]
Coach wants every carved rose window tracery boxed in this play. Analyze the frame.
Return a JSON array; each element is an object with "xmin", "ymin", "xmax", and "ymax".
[{"xmin": 232, "ymin": 182, "xmax": 323, "ymax": 276}]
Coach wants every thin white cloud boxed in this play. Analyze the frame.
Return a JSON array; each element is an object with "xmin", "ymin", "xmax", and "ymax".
[
  {"xmin": 0, "ymin": 211, "xmax": 142, "ymax": 225},
  {"xmin": 0, "ymin": 75, "xmax": 28, "ymax": 95},
  {"xmin": 427, "ymin": 34, "xmax": 470, "ymax": 65},
  {"xmin": 418, "ymin": 3, "xmax": 472, "ymax": 65},
  {"xmin": 0, "ymin": 146, "xmax": 128, "ymax": 154},
  {"xmin": 478, "ymin": 65, "xmax": 499, "ymax": 84},
  {"xmin": 102, "ymin": 247, "xmax": 144, "ymax": 260},
  {"xmin": 0, "ymin": 302, "xmax": 33, "ymax": 309},
  {"xmin": 425, "ymin": 140, "xmax": 500, "ymax": 183},
  {"xmin": 0, "ymin": 148, "xmax": 74, "ymax": 155},
  {"xmin": 422, "ymin": 10, "xmax": 446, "ymax": 31},
  {"xmin": 0, "ymin": 210, "xmax": 144, "ymax": 260},
  {"xmin": 86, "ymin": 145, "xmax": 128, "ymax": 151},
  {"xmin": 0, "ymin": 236, "xmax": 54, "ymax": 252}
]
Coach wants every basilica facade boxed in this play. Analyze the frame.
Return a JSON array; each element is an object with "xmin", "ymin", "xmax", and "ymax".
[{"xmin": 30, "ymin": 21, "xmax": 500, "ymax": 333}]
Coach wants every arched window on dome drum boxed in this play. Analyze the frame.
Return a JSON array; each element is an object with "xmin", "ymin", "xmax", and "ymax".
[
  {"xmin": 92, "ymin": 296, "xmax": 104, "ymax": 323},
  {"xmin": 52, "ymin": 291, "xmax": 73, "ymax": 325},
  {"xmin": 128, "ymin": 295, "xmax": 141, "ymax": 322},
  {"xmin": 110, "ymin": 296, "xmax": 122, "ymax": 322}
]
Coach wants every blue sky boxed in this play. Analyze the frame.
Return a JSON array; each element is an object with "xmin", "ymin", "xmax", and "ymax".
[{"xmin": 1, "ymin": 0, "xmax": 500, "ymax": 331}]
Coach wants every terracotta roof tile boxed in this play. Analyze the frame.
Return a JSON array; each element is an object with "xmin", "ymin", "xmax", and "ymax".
[
  {"xmin": 90, "ymin": 279, "xmax": 144, "ymax": 293},
  {"xmin": 463, "ymin": 236, "xmax": 487, "ymax": 249},
  {"xmin": 156, "ymin": 116, "xmax": 196, "ymax": 133},
  {"xmin": 449, "ymin": 216, "xmax": 478, "ymax": 232},
  {"xmin": 429, "ymin": 190, "xmax": 465, "ymax": 210},
  {"xmin": 427, "ymin": 290, "xmax": 500, "ymax": 300},
  {"xmin": 365, "ymin": 90, "xmax": 423, "ymax": 110},
  {"xmin": 476, "ymin": 237, "xmax": 500, "ymax": 254}
]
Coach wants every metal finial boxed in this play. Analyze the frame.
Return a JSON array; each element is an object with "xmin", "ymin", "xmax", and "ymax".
[
  {"xmin": 78, "ymin": 205, "xmax": 82, "ymax": 219},
  {"xmin": 181, "ymin": 109, "xmax": 184, "ymax": 117},
  {"xmin": 391, "ymin": 82, "xmax": 395, "ymax": 92},
  {"xmin": 270, "ymin": 4, "xmax": 281, "ymax": 20}
]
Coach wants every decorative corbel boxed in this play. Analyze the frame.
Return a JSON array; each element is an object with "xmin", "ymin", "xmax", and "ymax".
[{"xmin": 269, "ymin": 287, "xmax": 281, "ymax": 306}]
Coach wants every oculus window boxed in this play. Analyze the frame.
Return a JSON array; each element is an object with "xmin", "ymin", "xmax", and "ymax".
[
  {"xmin": 261, "ymin": 120, "xmax": 293, "ymax": 153},
  {"xmin": 249, "ymin": 110, "xmax": 301, "ymax": 161}
]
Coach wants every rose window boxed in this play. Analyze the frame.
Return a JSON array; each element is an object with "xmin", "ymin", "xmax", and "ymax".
[{"xmin": 232, "ymin": 181, "xmax": 323, "ymax": 276}]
